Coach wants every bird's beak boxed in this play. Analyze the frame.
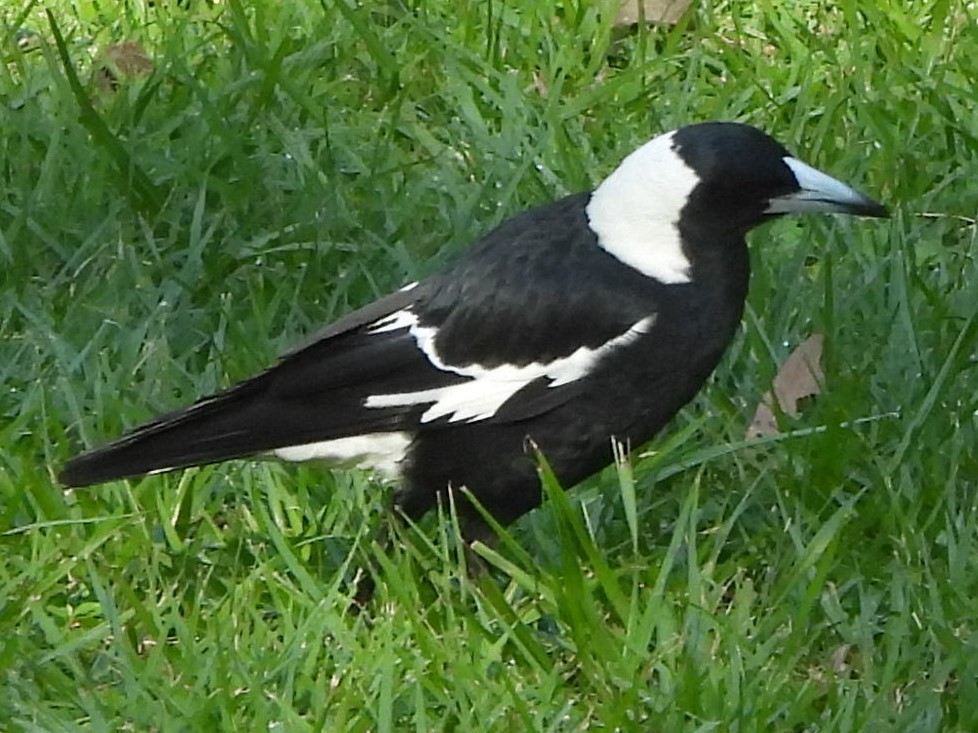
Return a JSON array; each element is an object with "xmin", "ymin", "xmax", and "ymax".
[{"xmin": 766, "ymin": 157, "xmax": 888, "ymax": 218}]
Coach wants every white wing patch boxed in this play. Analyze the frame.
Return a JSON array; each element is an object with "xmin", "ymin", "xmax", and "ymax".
[
  {"xmin": 272, "ymin": 432, "xmax": 411, "ymax": 478},
  {"xmin": 365, "ymin": 311, "xmax": 656, "ymax": 424},
  {"xmin": 586, "ymin": 130, "xmax": 698, "ymax": 285}
]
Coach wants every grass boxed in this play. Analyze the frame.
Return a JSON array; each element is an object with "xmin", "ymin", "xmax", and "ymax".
[{"xmin": 2, "ymin": 0, "xmax": 977, "ymax": 729}]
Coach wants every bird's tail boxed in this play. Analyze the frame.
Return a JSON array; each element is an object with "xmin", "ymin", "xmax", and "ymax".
[{"xmin": 59, "ymin": 381, "xmax": 273, "ymax": 488}]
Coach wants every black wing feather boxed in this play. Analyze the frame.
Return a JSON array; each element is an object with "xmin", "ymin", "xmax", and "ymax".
[
  {"xmin": 61, "ymin": 192, "xmax": 662, "ymax": 487},
  {"xmin": 415, "ymin": 193, "xmax": 660, "ymax": 367},
  {"xmin": 59, "ymin": 289, "xmax": 447, "ymax": 487}
]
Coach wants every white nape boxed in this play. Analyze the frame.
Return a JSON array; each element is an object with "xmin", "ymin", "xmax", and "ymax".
[
  {"xmin": 586, "ymin": 131, "xmax": 697, "ymax": 285},
  {"xmin": 365, "ymin": 310, "xmax": 656, "ymax": 423},
  {"xmin": 272, "ymin": 432, "xmax": 411, "ymax": 478}
]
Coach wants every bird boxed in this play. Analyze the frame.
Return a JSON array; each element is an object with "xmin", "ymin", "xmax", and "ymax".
[{"xmin": 60, "ymin": 122, "xmax": 887, "ymax": 553}]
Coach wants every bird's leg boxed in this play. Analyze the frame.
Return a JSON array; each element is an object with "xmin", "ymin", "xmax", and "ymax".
[
  {"xmin": 459, "ymin": 513, "xmax": 500, "ymax": 585},
  {"xmin": 349, "ymin": 498, "xmax": 402, "ymax": 611},
  {"xmin": 350, "ymin": 574, "xmax": 376, "ymax": 611},
  {"xmin": 351, "ymin": 513, "xmax": 500, "ymax": 611},
  {"xmin": 349, "ymin": 528, "xmax": 385, "ymax": 610},
  {"xmin": 350, "ymin": 488, "xmax": 431, "ymax": 611}
]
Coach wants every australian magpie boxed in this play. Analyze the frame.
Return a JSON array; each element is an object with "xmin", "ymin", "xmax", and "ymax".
[{"xmin": 60, "ymin": 122, "xmax": 887, "ymax": 547}]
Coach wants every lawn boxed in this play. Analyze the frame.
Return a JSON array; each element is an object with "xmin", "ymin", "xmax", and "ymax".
[{"xmin": 2, "ymin": 0, "xmax": 977, "ymax": 730}]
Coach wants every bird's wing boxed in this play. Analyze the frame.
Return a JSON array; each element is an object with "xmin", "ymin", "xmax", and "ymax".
[
  {"xmin": 326, "ymin": 193, "xmax": 662, "ymax": 428},
  {"xmin": 59, "ymin": 286, "xmax": 438, "ymax": 485},
  {"xmin": 60, "ymin": 194, "xmax": 660, "ymax": 486},
  {"xmin": 280, "ymin": 285, "xmax": 421, "ymax": 357}
]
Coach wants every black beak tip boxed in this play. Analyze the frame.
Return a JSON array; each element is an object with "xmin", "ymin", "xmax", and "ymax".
[{"xmin": 859, "ymin": 199, "xmax": 890, "ymax": 219}]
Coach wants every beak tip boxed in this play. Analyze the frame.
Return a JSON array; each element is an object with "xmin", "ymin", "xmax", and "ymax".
[
  {"xmin": 857, "ymin": 198, "xmax": 889, "ymax": 219},
  {"xmin": 778, "ymin": 157, "xmax": 889, "ymax": 220}
]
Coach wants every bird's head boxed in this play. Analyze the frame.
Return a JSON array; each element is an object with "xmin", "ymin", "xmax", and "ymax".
[
  {"xmin": 586, "ymin": 121, "xmax": 887, "ymax": 284},
  {"xmin": 672, "ymin": 122, "xmax": 888, "ymax": 227}
]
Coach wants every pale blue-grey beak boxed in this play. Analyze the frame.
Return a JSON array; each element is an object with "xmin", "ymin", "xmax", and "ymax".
[{"xmin": 767, "ymin": 157, "xmax": 888, "ymax": 218}]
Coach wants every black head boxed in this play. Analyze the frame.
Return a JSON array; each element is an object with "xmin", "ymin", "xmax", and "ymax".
[
  {"xmin": 586, "ymin": 121, "xmax": 887, "ymax": 285},
  {"xmin": 673, "ymin": 122, "xmax": 888, "ymax": 233}
]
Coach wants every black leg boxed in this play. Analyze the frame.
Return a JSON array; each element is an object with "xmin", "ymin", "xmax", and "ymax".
[
  {"xmin": 349, "ymin": 489, "xmax": 428, "ymax": 612},
  {"xmin": 348, "ymin": 490, "xmax": 503, "ymax": 612},
  {"xmin": 349, "ymin": 510, "xmax": 397, "ymax": 612}
]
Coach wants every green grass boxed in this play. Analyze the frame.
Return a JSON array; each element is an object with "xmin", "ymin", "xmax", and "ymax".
[{"xmin": 2, "ymin": 0, "xmax": 977, "ymax": 729}]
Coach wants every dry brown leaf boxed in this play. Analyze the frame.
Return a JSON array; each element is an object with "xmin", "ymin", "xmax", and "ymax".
[
  {"xmin": 94, "ymin": 41, "xmax": 154, "ymax": 93},
  {"xmin": 747, "ymin": 333, "xmax": 825, "ymax": 439},
  {"xmin": 532, "ymin": 70, "xmax": 549, "ymax": 99},
  {"xmin": 615, "ymin": 0, "xmax": 693, "ymax": 26}
]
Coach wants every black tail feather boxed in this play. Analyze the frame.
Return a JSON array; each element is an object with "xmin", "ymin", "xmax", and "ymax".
[
  {"xmin": 59, "ymin": 384, "xmax": 268, "ymax": 487},
  {"xmin": 60, "ymin": 371, "xmax": 417, "ymax": 488},
  {"xmin": 60, "ymin": 318, "xmax": 441, "ymax": 488}
]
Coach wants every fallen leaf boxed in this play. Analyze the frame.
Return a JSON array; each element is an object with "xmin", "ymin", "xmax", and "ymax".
[
  {"xmin": 615, "ymin": 0, "xmax": 693, "ymax": 26},
  {"xmin": 747, "ymin": 333, "xmax": 824, "ymax": 439},
  {"xmin": 532, "ymin": 70, "xmax": 549, "ymax": 98},
  {"xmin": 94, "ymin": 41, "xmax": 154, "ymax": 93}
]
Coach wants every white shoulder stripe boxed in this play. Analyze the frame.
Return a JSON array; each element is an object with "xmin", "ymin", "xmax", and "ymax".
[
  {"xmin": 586, "ymin": 131, "xmax": 696, "ymax": 285},
  {"xmin": 365, "ymin": 311, "xmax": 656, "ymax": 424},
  {"xmin": 370, "ymin": 310, "xmax": 418, "ymax": 334}
]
